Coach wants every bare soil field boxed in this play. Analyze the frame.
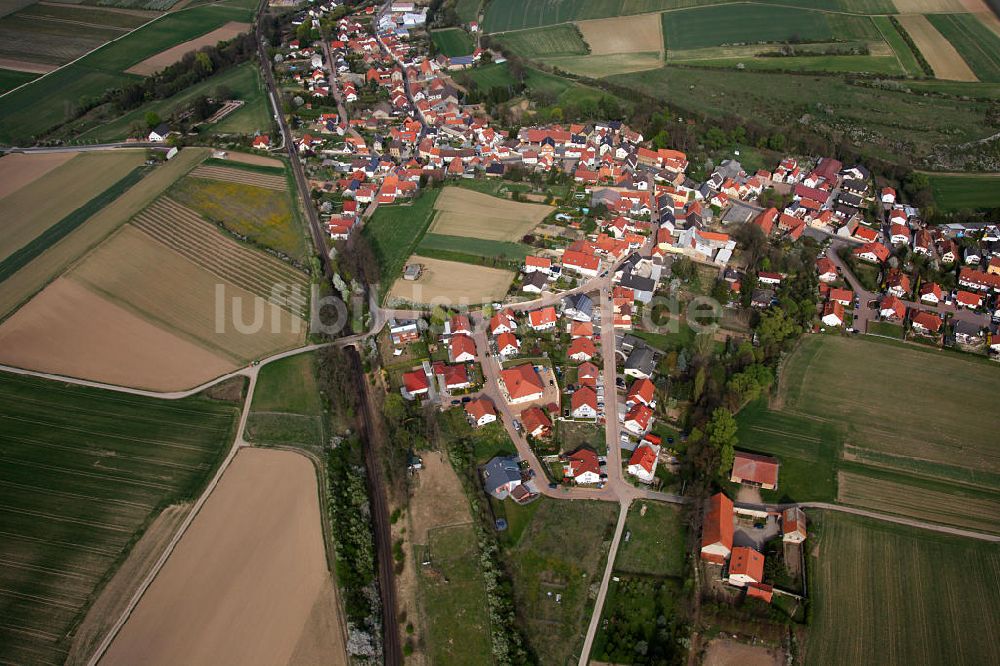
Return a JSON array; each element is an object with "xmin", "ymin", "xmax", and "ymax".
[
  {"xmin": 576, "ymin": 14, "xmax": 663, "ymax": 55},
  {"xmin": 0, "ymin": 150, "xmax": 76, "ymax": 199},
  {"xmin": 190, "ymin": 163, "xmax": 286, "ymax": 189},
  {"xmin": 896, "ymin": 14, "xmax": 978, "ymax": 80},
  {"xmin": 100, "ymin": 448, "xmax": 347, "ymax": 666},
  {"xmin": 429, "ymin": 186, "xmax": 551, "ymax": 241},
  {"xmin": 67, "ymin": 225, "xmax": 306, "ymax": 364},
  {"xmin": 219, "ymin": 150, "xmax": 283, "ymax": 168},
  {"xmin": 0, "ymin": 56, "xmax": 56, "ymax": 72},
  {"xmin": 409, "ymin": 453, "xmax": 470, "ymax": 544},
  {"xmin": 125, "ymin": 21, "xmax": 250, "ymax": 75},
  {"xmin": 704, "ymin": 639, "xmax": 782, "ymax": 666},
  {"xmin": 893, "ymin": 0, "xmax": 968, "ymax": 11},
  {"xmin": 0, "ymin": 146, "xmax": 207, "ymax": 320},
  {"xmin": 0, "ymin": 277, "xmax": 234, "ymax": 390},
  {"xmin": 0, "ymin": 150, "xmax": 144, "ymax": 263},
  {"xmin": 837, "ymin": 471, "xmax": 1000, "ymax": 533},
  {"xmin": 388, "ymin": 255, "xmax": 514, "ymax": 305}
]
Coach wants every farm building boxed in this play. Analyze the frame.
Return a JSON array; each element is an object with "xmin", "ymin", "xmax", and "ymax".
[
  {"xmin": 730, "ymin": 451, "xmax": 779, "ymax": 490},
  {"xmin": 727, "ymin": 547, "xmax": 765, "ymax": 587},
  {"xmin": 782, "ymin": 507, "xmax": 807, "ymax": 543},
  {"xmin": 700, "ymin": 492, "xmax": 734, "ymax": 564}
]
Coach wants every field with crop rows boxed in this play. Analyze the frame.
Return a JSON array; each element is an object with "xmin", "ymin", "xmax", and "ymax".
[
  {"xmin": 927, "ymin": 172, "xmax": 1000, "ymax": 209},
  {"xmin": 168, "ymin": 173, "xmax": 307, "ymax": 263},
  {"xmin": 494, "ymin": 24, "xmax": 588, "ymax": 58},
  {"xmin": 809, "ymin": 512, "xmax": 1000, "ymax": 665},
  {"xmin": 131, "ymin": 197, "xmax": 309, "ymax": 318},
  {"xmin": 429, "ymin": 186, "xmax": 552, "ymax": 241},
  {"xmin": 0, "ymin": 67, "xmax": 36, "ymax": 92},
  {"xmin": 0, "ymin": 3, "xmax": 254, "ymax": 142},
  {"xmin": 927, "ymin": 13, "xmax": 1000, "ymax": 82},
  {"xmin": 188, "ymin": 164, "xmax": 286, "ymax": 190},
  {"xmin": 0, "ymin": 371, "xmax": 239, "ymax": 665},
  {"xmin": 483, "ymin": 0, "xmax": 897, "ymax": 33}
]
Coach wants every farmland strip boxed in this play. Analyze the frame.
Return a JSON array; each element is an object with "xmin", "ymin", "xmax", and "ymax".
[{"xmin": 189, "ymin": 165, "xmax": 285, "ymax": 190}]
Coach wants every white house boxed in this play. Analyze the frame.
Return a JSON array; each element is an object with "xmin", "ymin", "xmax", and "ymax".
[
  {"xmin": 148, "ymin": 123, "xmax": 170, "ymax": 142},
  {"xmin": 570, "ymin": 387, "xmax": 598, "ymax": 419},
  {"xmin": 627, "ymin": 441, "xmax": 659, "ymax": 484}
]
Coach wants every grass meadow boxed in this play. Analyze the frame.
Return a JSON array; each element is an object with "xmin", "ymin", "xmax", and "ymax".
[
  {"xmin": 495, "ymin": 24, "xmax": 589, "ymax": 58},
  {"xmin": 363, "ymin": 188, "xmax": 441, "ymax": 292},
  {"xmin": 247, "ymin": 352, "xmax": 325, "ymax": 451},
  {"xmin": 417, "ymin": 233, "xmax": 532, "ymax": 260},
  {"xmin": 431, "ymin": 27, "xmax": 475, "ymax": 56},
  {"xmin": 456, "ymin": 0, "xmax": 480, "ymax": 23},
  {"xmin": 508, "ymin": 499, "xmax": 618, "ymax": 666},
  {"xmin": 0, "ymin": 371, "xmax": 239, "ymax": 665},
  {"xmin": 0, "ymin": 67, "xmax": 36, "ymax": 94},
  {"xmin": 927, "ymin": 172, "xmax": 1000, "ymax": 210},
  {"xmin": 614, "ymin": 500, "xmax": 686, "ymax": 577},
  {"xmin": 416, "ymin": 523, "xmax": 493, "ymax": 666},
  {"xmin": 808, "ymin": 512, "xmax": 1000, "ymax": 665}
]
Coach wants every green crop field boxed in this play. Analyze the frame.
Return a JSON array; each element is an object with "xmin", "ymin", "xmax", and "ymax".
[
  {"xmin": 734, "ymin": 335, "xmax": 1000, "ymax": 529},
  {"xmin": 691, "ymin": 54, "xmax": 902, "ymax": 75},
  {"xmin": 509, "ymin": 499, "xmax": 618, "ymax": 666},
  {"xmin": 0, "ymin": 67, "xmax": 36, "ymax": 94},
  {"xmin": 0, "ymin": 371, "xmax": 239, "ymax": 665},
  {"xmin": 417, "ymin": 233, "xmax": 532, "ymax": 260},
  {"xmin": 495, "ymin": 24, "xmax": 588, "ymax": 58},
  {"xmin": 456, "ymin": 0, "xmax": 480, "ymax": 23},
  {"xmin": 246, "ymin": 352, "xmax": 325, "ymax": 450},
  {"xmin": 927, "ymin": 172, "xmax": 1000, "ymax": 210},
  {"xmin": 431, "ymin": 27, "xmax": 475, "ymax": 56},
  {"xmin": 927, "ymin": 13, "xmax": 1000, "ymax": 83},
  {"xmin": 0, "ymin": 3, "xmax": 253, "ymax": 143},
  {"xmin": 462, "ymin": 61, "xmax": 517, "ymax": 89},
  {"xmin": 363, "ymin": 188, "xmax": 441, "ymax": 293},
  {"xmin": 808, "ymin": 512, "xmax": 1000, "ymax": 665},
  {"xmin": 614, "ymin": 500, "xmax": 686, "ymax": 577},
  {"xmin": 872, "ymin": 15, "xmax": 923, "ymax": 76},
  {"xmin": 483, "ymin": 0, "xmax": 896, "ymax": 33},
  {"xmin": 416, "ymin": 523, "xmax": 493, "ymax": 666},
  {"xmin": 662, "ymin": 5, "xmax": 879, "ymax": 51},
  {"xmin": 607, "ymin": 65, "xmax": 994, "ymax": 167}
]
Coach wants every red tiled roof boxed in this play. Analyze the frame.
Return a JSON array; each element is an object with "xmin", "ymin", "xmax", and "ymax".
[
  {"xmin": 449, "ymin": 334, "xmax": 477, "ymax": 361},
  {"xmin": 500, "ymin": 364, "xmax": 544, "ymax": 399},
  {"xmin": 701, "ymin": 493, "xmax": 734, "ymax": 553},
  {"xmin": 525, "ymin": 255, "xmax": 552, "ymax": 268},
  {"xmin": 402, "ymin": 369, "xmax": 428, "ymax": 393},
  {"xmin": 529, "ymin": 306, "xmax": 558, "ymax": 327},
  {"xmin": 747, "ymin": 582, "xmax": 773, "ymax": 603},
  {"xmin": 731, "ymin": 451, "xmax": 779, "ymax": 486},
  {"xmin": 956, "ymin": 290, "xmax": 982, "ymax": 307},
  {"xmin": 829, "ymin": 287, "xmax": 853, "ymax": 304},
  {"xmin": 520, "ymin": 405, "xmax": 551, "ymax": 436},
  {"xmin": 911, "ymin": 310, "xmax": 942, "ymax": 332},
  {"xmin": 624, "ymin": 403, "xmax": 653, "ymax": 430},
  {"xmin": 566, "ymin": 448, "xmax": 600, "ymax": 478},
  {"xmin": 729, "ymin": 546, "xmax": 765, "ymax": 582},
  {"xmin": 577, "ymin": 361, "xmax": 599, "ymax": 386},
  {"xmin": 626, "ymin": 378, "xmax": 655, "ymax": 406},
  {"xmin": 568, "ymin": 337, "xmax": 596, "ymax": 359},
  {"xmin": 496, "ymin": 332, "xmax": 519, "ymax": 352},
  {"xmin": 571, "ymin": 386, "xmax": 597, "ymax": 411},
  {"xmin": 628, "ymin": 443, "xmax": 657, "ymax": 473},
  {"xmin": 570, "ymin": 320, "xmax": 594, "ymax": 338},
  {"xmin": 465, "ymin": 397, "xmax": 495, "ymax": 421}
]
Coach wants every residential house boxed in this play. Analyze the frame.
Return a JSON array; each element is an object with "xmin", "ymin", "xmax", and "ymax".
[
  {"xmin": 821, "ymin": 301, "xmax": 844, "ymax": 327},
  {"xmin": 436, "ymin": 363, "xmax": 469, "ymax": 391},
  {"xmin": 853, "ymin": 242, "xmax": 890, "ymax": 263},
  {"xmin": 482, "ymin": 456, "xmax": 522, "ymax": 499},
  {"xmin": 522, "ymin": 271, "xmax": 548, "ymax": 294},
  {"xmin": 885, "ymin": 270, "xmax": 912, "ymax": 298},
  {"xmin": 528, "ymin": 306, "xmax": 558, "ymax": 331},
  {"xmin": 148, "ymin": 123, "xmax": 170, "ymax": 142},
  {"xmin": 489, "ymin": 310, "xmax": 517, "ymax": 335},
  {"xmin": 910, "ymin": 310, "xmax": 942, "ymax": 335},
  {"xmin": 525, "ymin": 255, "xmax": 552, "ymax": 273},
  {"xmin": 624, "ymin": 346, "xmax": 656, "ymax": 379},
  {"xmin": 466, "ymin": 398, "xmax": 497, "ymax": 427},
  {"xmin": 623, "ymin": 403, "xmax": 653, "ymax": 435},
  {"xmin": 390, "ymin": 319, "xmax": 420, "ymax": 345},
  {"xmin": 564, "ymin": 448, "xmax": 602, "ymax": 485},
  {"xmin": 520, "ymin": 406, "xmax": 552, "ymax": 438},
  {"xmin": 730, "ymin": 451, "xmax": 779, "ymax": 490},
  {"xmin": 880, "ymin": 295, "xmax": 905, "ymax": 321},
  {"xmin": 627, "ymin": 440, "xmax": 659, "ymax": 484},
  {"xmin": 700, "ymin": 492, "xmax": 734, "ymax": 564},
  {"xmin": 728, "ymin": 547, "xmax": 765, "ymax": 587},
  {"xmin": 829, "ymin": 287, "xmax": 854, "ymax": 306},
  {"xmin": 955, "ymin": 290, "xmax": 983, "ymax": 309},
  {"xmin": 499, "ymin": 364, "xmax": 544, "ymax": 404},
  {"xmin": 758, "ymin": 271, "xmax": 782, "ymax": 286},
  {"xmin": 563, "ymin": 293, "xmax": 594, "ymax": 322},
  {"xmin": 447, "ymin": 313, "xmax": 472, "ymax": 336},
  {"xmin": 401, "ymin": 368, "xmax": 429, "ymax": 398},
  {"xmin": 577, "ymin": 361, "xmax": 600, "ymax": 388},
  {"xmin": 919, "ymin": 282, "xmax": 943, "ymax": 304},
  {"xmin": 496, "ymin": 332, "xmax": 520, "ymax": 358},
  {"xmin": 954, "ymin": 320, "xmax": 984, "ymax": 346},
  {"xmin": 571, "ymin": 386, "xmax": 598, "ymax": 419},
  {"xmin": 562, "ymin": 249, "xmax": 600, "ymax": 277},
  {"xmin": 568, "ymin": 337, "xmax": 596, "ymax": 362},
  {"xmin": 625, "ymin": 378, "xmax": 655, "ymax": 408},
  {"xmin": 569, "ymin": 320, "xmax": 594, "ymax": 338},
  {"xmin": 817, "ymin": 258, "xmax": 838, "ymax": 283}
]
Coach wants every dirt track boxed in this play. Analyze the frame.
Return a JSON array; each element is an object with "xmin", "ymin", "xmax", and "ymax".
[{"xmin": 99, "ymin": 448, "xmax": 347, "ymax": 666}]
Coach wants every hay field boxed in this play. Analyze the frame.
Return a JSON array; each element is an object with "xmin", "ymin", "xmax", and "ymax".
[
  {"xmin": 0, "ymin": 151, "xmax": 144, "ymax": 264},
  {"xmin": 781, "ymin": 335, "xmax": 1000, "ymax": 477},
  {"xmin": 388, "ymin": 255, "xmax": 514, "ymax": 305},
  {"xmin": 0, "ymin": 151, "xmax": 76, "ymax": 199},
  {"xmin": 809, "ymin": 512, "xmax": 1000, "ymax": 665},
  {"xmin": 0, "ymin": 146, "xmax": 207, "ymax": 320},
  {"xmin": 837, "ymin": 471, "xmax": 1000, "ymax": 533},
  {"xmin": 542, "ymin": 52, "xmax": 663, "ymax": 77},
  {"xmin": 576, "ymin": 13, "xmax": 663, "ymax": 55},
  {"xmin": 896, "ymin": 14, "xmax": 977, "ymax": 80},
  {"xmin": 219, "ymin": 151, "xmax": 283, "ymax": 168},
  {"xmin": 0, "ymin": 278, "xmax": 235, "ymax": 390},
  {"xmin": 101, "ymin": 448, "xmax": 347, "ymax": 666},
  {"xmin": 429, "ymin": 186, "xmax": 551, "ymax": 241},
  {"xmin": 0, "ymin": 371, "xmax": 238, "ymax": 665},
  {"xmin": 246, "ymin": 352, "xmax": 324, "ymax": 449},
  {"xmin": 125, "ymin": 21, "xmax": 250, "ymax": 75}
]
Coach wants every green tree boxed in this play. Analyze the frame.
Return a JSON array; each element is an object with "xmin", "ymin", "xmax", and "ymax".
[
  {"xmin": 144, "ymin": 111, "xmax": 160, "ymax": 129},
  {"xmin": 706, "ymin": 408, "xmax": 738, "ymax": 476}
]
